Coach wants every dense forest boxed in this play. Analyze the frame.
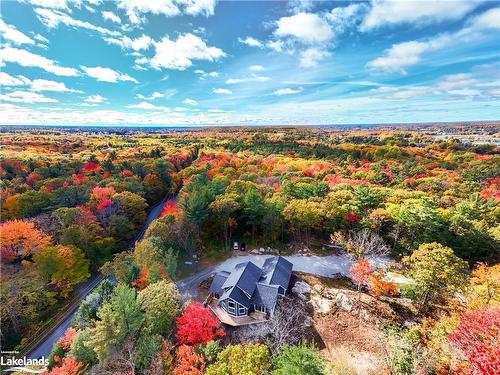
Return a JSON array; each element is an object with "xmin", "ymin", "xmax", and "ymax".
[{"xmin": 0, "ymin": 126, "xmax": 498, "ymax": 374}]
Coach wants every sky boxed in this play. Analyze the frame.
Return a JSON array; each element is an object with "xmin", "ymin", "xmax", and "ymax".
[{"xmin": 0, "ymin": 0, "xmax": 499, "ymax": 126}]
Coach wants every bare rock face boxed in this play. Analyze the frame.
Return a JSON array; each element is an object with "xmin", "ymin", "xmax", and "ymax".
[{"xmin": 292, "ymin": 281, "xmax": 311, "ymax": 301}]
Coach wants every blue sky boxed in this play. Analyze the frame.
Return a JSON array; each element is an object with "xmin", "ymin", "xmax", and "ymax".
[{"xmin": 0, "ymin": 0, "xmax": 499, "ymax": 126}]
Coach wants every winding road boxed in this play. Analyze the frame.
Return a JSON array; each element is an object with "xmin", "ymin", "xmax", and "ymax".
[{"xmin": 26, "ymin": 199, "xmax": 168, "ymax": 359}]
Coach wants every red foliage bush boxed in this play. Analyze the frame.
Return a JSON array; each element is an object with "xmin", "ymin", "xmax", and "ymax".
[
  {"xmin": 175, "ymin": 303, "xmax": 224, "ymax": 345},
  {"xmin": 448, "ymin": 307, "xmax": 500, "ymax": 375}
]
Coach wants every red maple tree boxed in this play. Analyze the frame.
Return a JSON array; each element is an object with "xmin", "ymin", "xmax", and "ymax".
[
  {"xmin": 46, "ymin": 356, "xmax": 84, "ymax": 375},
  {"xmin": 350, "ymin": 258, "xmax": 373, "ymax": 287},
  {"xmin": 448, "ymin": 307, "xmax": 500, "ymax": 375},
  {"xmin": 59, "ymin": 328, "xmax": 77, "ymax": 351},
  {"xmin": 175, "ymin": 303, "xmax": 225, "ymax": 345}
]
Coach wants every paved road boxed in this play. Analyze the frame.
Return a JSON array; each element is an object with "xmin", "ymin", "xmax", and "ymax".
[
  {"xmin": 27, "ymin": 199, "xmax": 168, "ymax": 359},
  {"xmin": 176, "ymin": 253, "xmax": 389, "ymax": 301}
]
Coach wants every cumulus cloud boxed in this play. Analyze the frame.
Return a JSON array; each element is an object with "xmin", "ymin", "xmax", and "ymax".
[
  {"xmin": 102, "ymin": 10, "xmax": 122, "ymax": 24},
  {"xmin": 137, "ymin": 91, "xmax": 164, "ymax": 100},
  {"xmin": 0, "ymin": 72, "xmax": 30, "ymax": 86},
  {"xmin": 0, "ymin": 20, "xmax": 35, "ymax": 45},
  {"xmin": 1, "ymin": 72, "xmax": 82, "ymax": 92},
  {"xmin": 84, "ymin": 94, "xmax": 107, "ymax": 103},
  {"xmin": 238, "ymin": 36, "xmax": 263, "ymax": 48},
  {"xmin": 117, "ymin": 0, "xmax": 216, "ymax": 24},
  {"xmin": 0, "ymin": 90, "xmax": 58, "ymax": 103},
  {"xmin": 212, "ymin": 88, "xmax": 232, "ymax": 94},
  {"xmin": 0, "ymin": 46, "xmax": 78, "ymax": 76},
  {"xmin": 35, "ymin": 8, "xmax": 120, "ymax": 36},
  {"xmin": 126, "ymin": 101, "xmax": 170, "ymax": 110},
  {"xmin": 274, "ymin": 12, "xmax": 333, "ymax": 44},
  {"xmin": 183, "ymin": 98, "xmax": 198, "ymax": 106},
  {"xmin": 148, "ymin": 33, "xmax": 225, "ymax": 70},
  {"xmin": 195, "ymin": 69, "xmax": 219, "ymax": 79},
  {"xmin": 81, "ymin": 66, "xmax": 138, "ymax": 83},
  {"xmin": 361, "ymin": 0, "xmax": 481, "ymax": 30},
  {"xmin": 299, "ymin": 47, "xmax": 330, "ymax": 68},
  {"xmin": 105, "ymin": 34, "xmax": 154, "ymax": 51},
  {"xmin": 273, "ymin": 87, "xmax": 302, "ymax": 96}
]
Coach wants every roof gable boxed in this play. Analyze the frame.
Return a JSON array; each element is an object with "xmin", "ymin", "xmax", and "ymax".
[
  {"xmin": 221, "ymin": 261, "xmax": 262, "ymax": 297},
  {"xmin": 259, "ymin": 256, "xmax": 293, "ymax": 290}
]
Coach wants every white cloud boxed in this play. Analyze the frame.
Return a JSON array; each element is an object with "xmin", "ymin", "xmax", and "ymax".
[
  {"xmin": 195, "ymin": 70, "xmax": 219, "ymax": 79},
  {"xmin": 0, "ymin": 72, "xmax": 29, "ymax": 86},
  {"xmin": 208, "ymin": 108, "xmax": 226, "ymax": 113},
  {"xmin": 81, "ymin": 66, "xmax": 138, "ymax": 83},
  {"xmin": 249, "ymin": 64, "xmax": 264, "ymax": 72},
  {"xmin": 238, "ymin": 36, "xmax": 263, "ymax": 48},
  {"xmin": 183, "ymin": 98, "xmax": 198, "ymax": 106},
  {"xmin": 149, "ymin": 33, "xmax": 225, "ymax": 70},
  {"xmin": 33, "ymin": 33, "xmax": 49, "ymax": 44},
  {"xmin": 0, "ymin": 90, "xmax": 58, "ymax": 103},
  {"xmin": 102, "ymin": 10, "xmax": 122, "ymax": 24},
  {"xmin": 226, "ymin": 75, "xmax": 270, "ymax": 84},
  {"xmin": 137, "ymin": 91, "xmax": 164, "ymax": 100},
  {"xmin": 126, "ymin": 101, "xmax": 170, "ymax": 110},
  {"xmin": 326, "ymin": 3, "xmax": 367, "ymax": 36},
  {"xmin": 117, "ymin": 0, "xmax": 216, "ymax": 24},
  {"xmin": 29, "ymin": 0, "xmax": 72, "ymax": 10},
  {"xmin": 299, "ymin": 47, "xmax": 330, "ymax": 68},
  {"xmin": 366, "ymin": 8, "xmax": 500, "ymax": 74},
  {"xmin": 212, "ymin": 88, "xmax": 232, "ymax": 94},
  {"xmin": 84, "ymin": 94, "xmax": 107, "ymax": 103},
  {"xmin": 0, "ymin": 20, "xmax": 35, "ymax": 45},
  {"xmin": 468, "ymin": 7, "xmax": 500, "ymax": 30},
  {"xmin": 274, "ymin": 87, "xmax": 302, "ymax": 96},
  {"xmin": 105, "ymin": 34, "xmax": 154, "ymax": 51},
  {"xmin": 0, "ymin": 72, "xmax": 80, "ymax": 92},
  {"xmin": 274, "ymin": 12, "xmax": 333, "ymax": 44},
  {"xmin": 361, "ymin": 0, "xmax": 481, "ymax": 30},
  {"xmin": 35, "ymin": 8, "xmax": 121, "ymax": 37},
  {"xmin": 30, "ymin": 78, "xmax": 82, "ymax": 92},
  {"xmin": 0, "ymin": 46, "xmax": 78, "ymax": 76}
]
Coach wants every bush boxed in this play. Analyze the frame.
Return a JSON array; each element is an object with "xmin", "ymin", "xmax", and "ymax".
[{"xmin": 272, "ymin": 342, "xmax": 326, "ymax": 375}]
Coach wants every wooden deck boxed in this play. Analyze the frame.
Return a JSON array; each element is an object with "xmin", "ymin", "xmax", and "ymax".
[{"xmin": 209, "ymin": 302, "xmax": 268, "ymax": 327}]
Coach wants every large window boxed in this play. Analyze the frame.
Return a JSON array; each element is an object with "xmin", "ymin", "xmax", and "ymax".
[{"xmin": 228, "ymin": 300, "xmax": 236, "ymax": 315}]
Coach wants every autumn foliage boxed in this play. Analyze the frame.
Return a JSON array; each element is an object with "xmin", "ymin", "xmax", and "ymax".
[
  {"xmin": 448, "ymin": 307, "xmax": 500, "ymax": 375},
  {"xmin": 0, "ymin": 220, "xmax": 51, "ymax": 262},
  {"xmin": 45, "ymin": 356, "xmax": 85, "ymax": 375},
  {"xmin": 59, "ymin": 328, "xmax": 77, "ymax": 351},
  {"xmin": 173, "ymin": 345, "xmax": 206, "ymax": 375},
  {"xmin": 350, "ymin": 258, "xmax": 373, "ymax": 287},
  {"xmin": 175, "ymin": 303, "xmax": 225, "ymax": 345},
  {"xmin": 369, "ymin": 273, "xmax": 397, "ymax": 299}
]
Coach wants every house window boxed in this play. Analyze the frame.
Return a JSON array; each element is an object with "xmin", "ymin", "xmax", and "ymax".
[
  {"xmin": 238, "ymin": 305, "xmax": 245, "ymax": 315},
  {"xmin": 254, "ymin": 304, "xmax": 265, "ymax": 313},
  {"xmin": 228, "ymin": 300, "xmax": 236, "ymax": 315},
  {"xmin": 213, "ymin": 293, "xmax": 220, "ymax": 299}
]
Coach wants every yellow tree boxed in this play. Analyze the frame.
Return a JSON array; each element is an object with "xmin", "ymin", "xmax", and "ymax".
[{"xmin": 0, "ymin": 220, "xmax": 51, "ymax": 262}]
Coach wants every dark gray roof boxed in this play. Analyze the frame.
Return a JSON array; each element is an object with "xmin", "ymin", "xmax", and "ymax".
[
  {"xmin": 210, "ymin": 256, "xmax": 293, "ymax": 310},
  {"xmin": 259, "ymin": 256, "xmax": 293, "ymax": 291},
  {"xmin": 208, "ymin": 271, "xmax": 230, "ymax": 294},
  {"xmin": 250, "ymin": 283, "xmax": 280, "ymax": 310},
  {"xmin": 221, "ymin": 261, "xmax": 262, "ymax": 297},
  {"xmin": 221, "ymin": 286, "xmax": 252, "ymax": 308}
]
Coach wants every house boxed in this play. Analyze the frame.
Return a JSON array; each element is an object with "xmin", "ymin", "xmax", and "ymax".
[{"xmin": 208, "ymin": 256, "xmax": 293, "ymax": 325}]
